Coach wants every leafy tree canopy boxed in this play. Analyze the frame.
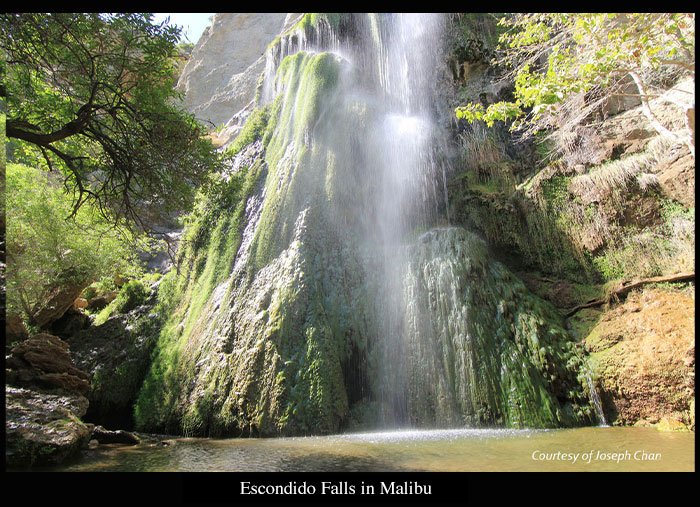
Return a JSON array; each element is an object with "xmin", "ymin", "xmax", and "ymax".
[
  {"xmin": 5, "ymin": 162, "xmax": 145, "ymax": 325},
  {"xmin": 1, "ymin": 13, "xmax": 221, "ymax": 226},
  {"xmin": 456, "ymin": 13, "xmax": 695, "ymax": 154}
]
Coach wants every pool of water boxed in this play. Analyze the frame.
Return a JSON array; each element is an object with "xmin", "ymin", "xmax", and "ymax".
[{"xmin": 44, "ymin": 427, "xmax": 694, "ymax": 472}]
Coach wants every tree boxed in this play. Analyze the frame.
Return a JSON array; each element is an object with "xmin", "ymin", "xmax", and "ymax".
[
  {"xmin": 5, "ymin": 163, "xmax": 143, "ymax": 327},
  {"xmin": 456, "ymin": 13, "xmax": 695, "ymax": 157},
  {"xmin": 1, "ymin": 13, "xmax": 220, "ymax": 227}
]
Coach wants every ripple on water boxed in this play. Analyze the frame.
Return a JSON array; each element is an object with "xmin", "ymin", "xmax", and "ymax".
[{"xmin": 36, "ymin": 427, "xmax": 694, "ymax": 472}]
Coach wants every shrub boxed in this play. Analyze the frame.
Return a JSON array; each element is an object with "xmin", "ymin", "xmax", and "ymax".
[
  {"xmin": 5, "ymin": 163, "xmax": 142, "ymax": 326},
  {"xmin": 94, "ymin": 280, "xmax": 151, "ymax": 325}
]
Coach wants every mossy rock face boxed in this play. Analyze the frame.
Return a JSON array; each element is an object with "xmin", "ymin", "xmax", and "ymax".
[
  {"xmin": 135, "ymin": 51, "xmax": 368, "ymax": 437},
  {"xmin": 399, "ymin": 228, "xmax": 593, "ymax": 428},
  {"xmin": 67, "ymin": 303, "xmax": 162, "ymax": 430}
]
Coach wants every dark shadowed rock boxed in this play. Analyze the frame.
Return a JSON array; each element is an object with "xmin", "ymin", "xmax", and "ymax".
[
  {"xmin": 67, "ymin": 306, "xmax": 161, "ymax": 429},
  {"xmin": 92, "ymin": 425, "xmax": 140, "ymax": 445},
  {"xmin": 48, "ymin": 308, "xmax": 91, "ymax": 340},
  {"xmin": 86, "ymin": 291, "xmax": 118, "ymax": 311}
]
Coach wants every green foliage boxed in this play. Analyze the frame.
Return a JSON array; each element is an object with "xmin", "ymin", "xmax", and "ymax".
[
  {"xmin": 94, "ymin": 280, "xmax": 151, "ymax": 325},
  {"xmin": 1, "ymin": 13, "xmax": 220, "ymax": 225},
  {"xmin": 5, "ymin": 163, "xmax": 142, "ymax": 324},
  {"xmin": 455, "ymin": 13, "xmax": 695, "ymax": 134},
  {"xmin": 455, "ymin": 101, "xmax": 522, "ymax": 127},
  {"xmin": 660, "ymin": 199, "xmax": 694, "ymax": 224}
]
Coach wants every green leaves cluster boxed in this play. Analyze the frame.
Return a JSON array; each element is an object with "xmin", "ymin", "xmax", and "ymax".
[
  {"xmin": 1, "ymin": 13, "xmax": 220, "ymax": 226},
  {"xmin": 455, "ymin": 13, "xmax": 695, "ymax": 134},
  {"xmin": 5, "ymin": 163, "xmax": 145, "ymax": 324}
]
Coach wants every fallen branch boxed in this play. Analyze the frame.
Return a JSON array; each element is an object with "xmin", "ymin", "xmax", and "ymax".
[{"xmin": 565, "ymin": 272, "xmax": 695, "ymax": 317}]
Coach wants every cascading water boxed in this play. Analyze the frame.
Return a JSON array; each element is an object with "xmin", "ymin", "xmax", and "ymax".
[
  {"xmin": 260, "ymin": 14, "xmax": 450, "ymax": 427},
  {"xmin": 136, "ymin": 13, "xmax": 594, "ymax": 437},
  {"xmin": 585, "ymin": 373, "xmax": 608, "ymax": 426}
]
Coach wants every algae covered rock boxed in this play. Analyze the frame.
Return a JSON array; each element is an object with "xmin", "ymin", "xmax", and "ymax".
[{"xmin": 399, "ymin": 227, "xmax": 592, "ymax": 428}]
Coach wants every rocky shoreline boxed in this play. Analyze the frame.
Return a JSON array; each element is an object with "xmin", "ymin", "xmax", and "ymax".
[{"xmin": 5, "ymin": 333, "xmax": 142, "ymax": 467}]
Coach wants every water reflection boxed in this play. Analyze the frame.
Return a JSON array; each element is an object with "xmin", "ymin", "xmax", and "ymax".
[{"xmin": 40, "ymin": 427, "xmax": 693, "ymax": 472}]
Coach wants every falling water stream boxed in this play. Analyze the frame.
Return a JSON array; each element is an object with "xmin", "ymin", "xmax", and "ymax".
[
  {"xmin": 585, "ymin": 373, "xmax": 608, "ymax": 426},
  {"xmin": 25, "ymin": 13, "xmax": 695, "ymax": 473}
]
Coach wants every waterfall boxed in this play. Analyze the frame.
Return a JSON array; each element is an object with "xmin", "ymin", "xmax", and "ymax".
[
  {"xmin": 585, "ymin": 373, "xmax": 608, "ymax": 426},
  {"xmin": 259, "ymin": 14, "xmax": 450, "ymax": 427},
  {"xmin": 137, "ymin": 13, "xmax": 594, "ymax": 436}
]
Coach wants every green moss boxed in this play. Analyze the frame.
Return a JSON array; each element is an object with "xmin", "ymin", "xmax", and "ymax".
[
  {"xmin": 94, "ymin": 280, "xmax": 150, "ymax": 325},
  {"xmin": 402, "ymin": 229, "xmax": 594, "ymax": 428},
  {"xmin": 224, "ymin": 106, "xmax": 271, "ymax": 157},
  {"xmin": 250, "ymin": 51, "xmax": 341, "ymax": 272},
  {"xmin": 135, "ymin": 50, "xmax": 360, "ymax": 437},
  {"xmin": 134, "ymin": 162, "xmax": 264, "ymax": 434},
  {"xmin": 296, "ymin": 13, "xmax": 342, "ymax": 33}
]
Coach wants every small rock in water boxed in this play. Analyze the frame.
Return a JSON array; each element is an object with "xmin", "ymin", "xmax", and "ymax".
[{"xmin": 92, "ymin": 425, "xmax": 140, "ymax": 445}]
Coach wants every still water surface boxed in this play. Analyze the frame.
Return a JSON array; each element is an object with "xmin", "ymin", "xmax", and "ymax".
[{"xmin": 47, "ymin": 427, "xmax": 693, "ymax": 472}]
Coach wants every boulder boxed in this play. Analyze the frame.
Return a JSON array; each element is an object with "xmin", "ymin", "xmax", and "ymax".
[
  {"xmin": 86, "ymin": 292, "xmax": 116, "ymax": 311},
  {"xmin": 6, "ymin": 386, "xmax": 91, "ymax": 466},
  {"xmin": 31, "ymin": 283, "xmax": 87, "ymax": 329},
  {"xmin": 5, "ymin": 334, "xmax": 94, "ymax": 466},
  {"xmin": 6, "ymin": 333, "xmax": 90, "ymax": 392}
]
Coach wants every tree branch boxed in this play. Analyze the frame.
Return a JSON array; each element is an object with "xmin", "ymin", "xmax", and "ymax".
[
  {"xmin": 565, "ymin": 272, "xmax": 695, "ymax": 317},
  {"xmin": 628, "ymin": 70, "xmax": 694, "ymax": 157}
]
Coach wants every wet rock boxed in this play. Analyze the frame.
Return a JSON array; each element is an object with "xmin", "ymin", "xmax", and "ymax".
[
  {"xmin": 92, "ymin": 425, "xmax": 140, "ymax": 445},
  {"xmin": 5, "ymin": 386, "xmax": 91, "ymax": 466}
]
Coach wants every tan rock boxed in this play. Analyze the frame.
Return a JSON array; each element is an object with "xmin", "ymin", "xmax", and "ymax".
[
  {"xmin": 583, "ymin": 288, "xmax": 695, "ymax": 427},
  {"xmin": 31, "ymin": 283, "xmax": 87, "ymax": 329},
  {"xmin": 176, "ymin": 13, "xmax": 289, "ymax": 128},
  {"xmin": 656, "ymin": 417, "xmax": 689, "ymax": 432}
]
